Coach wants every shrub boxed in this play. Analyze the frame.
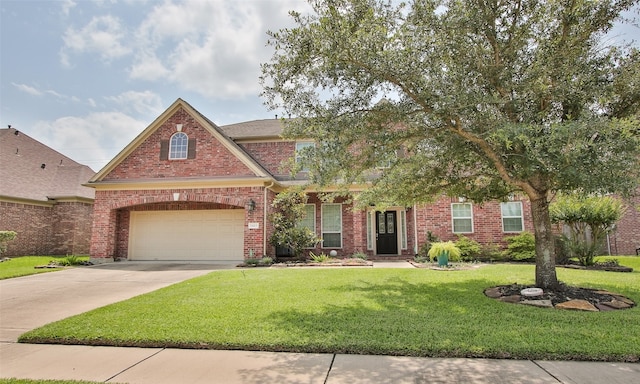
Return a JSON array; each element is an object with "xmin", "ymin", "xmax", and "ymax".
[
  {"xmin": 352, "ymin": 251, "xmax": 368, "ymax": 260},
  {"xmin": 454, "ymin": 235, "xmax": 482, "ymax": 262},
  {"xmin": 309, "ymin": 251, "xmax": 331, "ymax": 263},
  {"xmin": 427, "ymin": 241, "xmax": 462, "ymax": 262},
  {"xmin": 0, "ymin": 231, "xmax": 17, "ymax": 256},
  {"xmin": 416, "ymin": 231, "xmax": 440, "ymax": 260},
  {"xmin": 503, "ymin": 232, "xmax": 536, "ymax": 261},
  {"xmin": 245, "ymin": 258, "xmax": 261, "ymax": 266},
  {"xmin": 478, "ymin": 243, "xmax": 505, "ymax": 262},
  {"xmin": 259, "ymin": 257, "xmax": 273, "ymax": 265}
]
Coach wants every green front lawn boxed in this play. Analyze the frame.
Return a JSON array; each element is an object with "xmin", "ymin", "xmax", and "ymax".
[
  {"xmin": 0, "ymin": 256, "xmax": 89, "ymax": 280},
  {"xmin": 19, "ymin": 257, "xmax": 640, "ymax": 361}
]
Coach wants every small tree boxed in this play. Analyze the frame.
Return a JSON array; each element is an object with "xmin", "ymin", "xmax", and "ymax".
[
  {"xmin": 550, "ymin": 194, "xmax": 625, "ymax": 266},
  {"xmin": 269, "ymin": 189, "xmax": 320, "ymax": 260},
  {"xmin": 0, "ymin": 231, "xmax": 17, "ymax": 256}
]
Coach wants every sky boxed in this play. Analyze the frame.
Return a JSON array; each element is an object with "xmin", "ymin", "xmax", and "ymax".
[
  {"xmin": 1, "ymin": 0, "xmax": 312, "ymax": 171},
  {"xmin": 1, "ymin": 1, "xmax": 639, "ymax": 172}
]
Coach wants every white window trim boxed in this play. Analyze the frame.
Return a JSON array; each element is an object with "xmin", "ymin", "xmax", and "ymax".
[
  {"xmin": 366, "ymin": 208, "xmax": 408, "ymax": 252},
  {"xmin": 169, "ymin": 132, "xmax": 188, "ymax": 160},
  {"xmin": 451, "ymin": 203, "xmax": 474, "ymax": 234},
  {"xmin": 400, "ymin": 210, "xmax": 407, "ymax": 250},
  {"xmin": 501, "ymin": 201, "xmax": 524, "ymax": 233},
  {"xmin": 321, "ymin": 203, "xmax": 342, "ymax": 249}
]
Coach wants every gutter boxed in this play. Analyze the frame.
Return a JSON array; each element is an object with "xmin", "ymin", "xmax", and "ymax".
[{"xmin": 263, "ymin": 181, "xmax": 276, "ymax": 256}]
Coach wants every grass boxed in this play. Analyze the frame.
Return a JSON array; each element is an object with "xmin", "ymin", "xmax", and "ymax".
[
  {"xmin": 18, "ymin": 256, "xmax": 640, "ymax": 361},
  {"xmin": 0, "ymin": 256, "xmax": 89, "ymax": 280}
]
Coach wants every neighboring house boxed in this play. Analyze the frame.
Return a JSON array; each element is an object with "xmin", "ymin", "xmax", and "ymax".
[
  {"xmin": 0, "ymin": 127, "xmax": 95, "ymax": 256},
  {"xmin": 86, "ymin": 99, "xmax": 638, "ymax": 263}
]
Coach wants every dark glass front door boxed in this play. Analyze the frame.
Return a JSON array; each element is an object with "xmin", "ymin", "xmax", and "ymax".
[{"xmin": 376, "ymin": 211, "xmax": 398, "ymax": 255}]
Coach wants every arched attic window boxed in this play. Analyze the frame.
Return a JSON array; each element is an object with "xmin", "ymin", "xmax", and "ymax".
[{"xmin": 169, "ymin": 132, "xmax": 188, "ymax": 159}]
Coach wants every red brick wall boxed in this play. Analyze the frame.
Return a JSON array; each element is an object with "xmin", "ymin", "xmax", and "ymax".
[
  {"xmin": 0, "ymin": 201, "xmax": 93, "ymax": 256},
  {"xmin": 241, "ymin": 142, "xmax": 294, "ymax": 177},
  {"xmin": 415, "ymin": 196, "xmax": 533, "ymax": 250},
  {"xmin": 103, "ymin": 107, "xmax": 254, "ymax": 180},
  {"xmin": 90, "ymin": 187, "xmax": 264, "ymax": 261},
  {"xmin": 609, "ymin": 195, "xmax": 640, "ymax": 255}
]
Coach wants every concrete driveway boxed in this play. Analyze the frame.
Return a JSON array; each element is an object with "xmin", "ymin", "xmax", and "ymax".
[{"xmin": 0, "ymin": 261, "xmax": 235, "ymax": 342}]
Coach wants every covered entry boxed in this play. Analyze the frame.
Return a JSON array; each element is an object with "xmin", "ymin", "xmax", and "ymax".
[{"xmin": 128, "ymin": 209, "xmax": 244, "ymax": 261}]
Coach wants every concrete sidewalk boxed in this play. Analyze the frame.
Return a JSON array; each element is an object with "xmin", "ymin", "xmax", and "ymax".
[
  {"xmin": 2, "ymin": 342, "xmax": 639, "ymax": 383},
  {"xmin": 1, "ymin": 261, "xmax": 639, "ymax": 383}
]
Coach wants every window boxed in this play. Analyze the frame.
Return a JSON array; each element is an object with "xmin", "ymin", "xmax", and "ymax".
[
  {"xmin": 321, "ymin": 204, "xmax": 342, "ymax": 248},
  {"xmin": 400, "ymin": 210, "xmax": 407, "ymax": 249},
  {"xmin": 501, "ymin": 201, "xmax": 524, "ymax": 232},
  {"xmin": 366, "ymin": 211, "xmax": 373, "ymax": 250},
  {"xmin": 295, "ymin": 141, "xmax": 315, "ymax": 171},
  {"xmin": 297, "ymin": 204, "xmax": 316, "ymax": 248},
  {"xmin": 452, "ymin": 203, "xmax": 473, "ymax": 233},
  {"xmin": 169, "ymin": 132, "xmax": 188, "ymax": 159}
]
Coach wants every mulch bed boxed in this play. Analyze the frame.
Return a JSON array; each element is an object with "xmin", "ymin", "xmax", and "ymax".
[{"xmin": 485, "ymin": 283, "xmax": 636, "ymax": 312}]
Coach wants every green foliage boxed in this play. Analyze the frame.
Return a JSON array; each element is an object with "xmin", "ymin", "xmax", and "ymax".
[
  {"xmin": 416, "ymin": 231, "xmax": 440, "ymax": 260},
  {"xmin": 259, "ymin": 257, "xmax": 274, "ymax": 266},
  {"xmin": 309, "ymin": 251, "xmax": 331, "ymax": 263},
  {"xmin": 454, "ymin": 235, "xmax": 482, "ymax": 262},
  {"xmin": 352, "ymin": 251, "xmax": 368, "ymax": 260},
  {"xmin": 262, "ymin": 0, "xmax": 640, "ymax": 288},
  {"xmin": 550, "ymin": 193, "xmax": 625, "ymax": 266},
  {"xmin": 269, "ymin": 189, "xmax": 320, "ymax": 260},
  {"xmin": 0, "ymin": 231, "xmax": 17, "ymax": 256},
  {"xmin": 503, "ymin": 232, "xmax": 536, "ymax": 262},
  {"xmin": 427, "ymin": 241, "xmax": 462, "ymax": 262}
]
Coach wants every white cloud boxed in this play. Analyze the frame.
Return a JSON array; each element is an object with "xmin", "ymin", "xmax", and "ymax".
[
  {"xmin": 129, "ymin": 0, "xmax": 311, "ymax": 99},
  {"xmin": 61, "ymin": 14, "xmax": 131, "ymax": 65},
  {"xmin": 105, "ymin": 90, "xmax": 163, "ymax": 116},
  {"xmin": 31, "ymin": 112, "xmax": 147, "ymax": 171},
  {"xmin": 60, "ymin": 0, "xmax": 76, "ymax": 17},
  {"xmin": 12, "ymin": 83, "xmax": 44, "ymax": 96}
]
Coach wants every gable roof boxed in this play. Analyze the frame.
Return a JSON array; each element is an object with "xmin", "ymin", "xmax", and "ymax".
[
  {"xmin": 220, "ymin": 119, "xmax": 286, "ymax": 140},
  {"xmin": 89, "ymin": 98, "xmax": 275, "ymax": 184},
  {"xmin": 0, "ymin": 127, "xmax": 95, "ymax": 202}
]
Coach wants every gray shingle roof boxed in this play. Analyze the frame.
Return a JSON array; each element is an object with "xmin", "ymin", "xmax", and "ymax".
[
  {"xmin": 0, "ymin": 128, "xmax": 95, "ymax": 202},
  {"xmin": 220, "ymin": 119, "xmax": 286, "ymax": 139}
]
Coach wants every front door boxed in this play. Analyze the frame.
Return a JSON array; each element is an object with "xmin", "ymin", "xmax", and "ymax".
[{"xmin": 376, "ymin": 211, "xmax": 398, "ymax": 255}]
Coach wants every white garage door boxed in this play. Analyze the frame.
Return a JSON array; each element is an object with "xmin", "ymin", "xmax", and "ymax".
[{"xmin": 129, "ymin": 210, "xmax": 244, "ymax": 261}]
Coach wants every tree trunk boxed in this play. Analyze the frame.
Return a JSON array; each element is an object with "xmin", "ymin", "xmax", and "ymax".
[{"xmin": 529, "ymin": 195, "xmax": 560, "ymax": 289}]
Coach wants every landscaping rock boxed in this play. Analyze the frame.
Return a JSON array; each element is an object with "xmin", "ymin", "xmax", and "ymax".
[
  {"xmin": 484, "ymin": 287, "xmax": 503, "ymax": 298},
  {"xmin": 499, "ymin": 295, "xmax": 522, "ymax": 303},
  {"xmin": 599, "ymin": 299, "xmax": 632, "ymax": 310},
  {"xmin": 555, "ymin": 299, "xmax": 598, "ymax": 312},
  {"xmin": 520, "ymin": 299, "xmax": 553, "ymax": 308}
]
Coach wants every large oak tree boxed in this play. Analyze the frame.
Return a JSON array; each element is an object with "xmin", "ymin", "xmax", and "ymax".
[{"xmin": 261, "ymin": 0, "xmax": 640, "ymax": 289}]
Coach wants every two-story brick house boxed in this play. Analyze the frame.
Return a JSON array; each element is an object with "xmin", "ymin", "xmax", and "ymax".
[{"xmin": 87, "ymin": 98, "xmax": 545, "ymax": 263}]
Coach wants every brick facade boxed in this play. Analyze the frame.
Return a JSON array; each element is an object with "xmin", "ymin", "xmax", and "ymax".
[
  {"xmin": 88, "ymin": 99, "xmax": 639, "ymax": 262},
  {"xmin": 608, "ymin": 195, "xmax": 640, "ymax": 255},
  {"xmin": 0, "ymin": 200, "xmax": 93, "ymax": 256}
]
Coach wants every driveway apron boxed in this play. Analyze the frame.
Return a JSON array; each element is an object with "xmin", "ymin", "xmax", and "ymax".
[{"xmin": 0, "ymin": 262, "xmax": 234, "ymax": 342}]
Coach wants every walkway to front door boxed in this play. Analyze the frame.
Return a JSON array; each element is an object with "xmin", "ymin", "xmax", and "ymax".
[{"xmin": 376, "ymin": 211, "xmax": 398, "ymax": 255}]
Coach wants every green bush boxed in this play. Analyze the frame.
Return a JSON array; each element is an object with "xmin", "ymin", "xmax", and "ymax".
[
  {"xmin": 0, "ymin": 231, "xmax": 17, "ymax": 256},
  {"xmin": 352, "ymin": 251, "xmax": 367, "ymax": 260},
  {"xmin": 309, "ymin": 251, "xmax": 331, "ymax": 263},
  {"xmin": 259, "ymin": 257, "xmax": 273, "ymax": 265},
  {"xmin": 503, "ymin": 232, "xmax": 536, "ymax": 261},
  {"xmin": 454, "ymin": 235, "xmax": 482, "ymax": 262}
]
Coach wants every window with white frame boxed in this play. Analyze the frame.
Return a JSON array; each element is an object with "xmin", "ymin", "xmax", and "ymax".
[
  {"xmin": 400, "ymin": 210, "xmax": 407, "ymax": 249},
  {"xmin": 321, "ymin": 204, "xmax": 342, "ymax": 248},
  {"xmin": 169, "ymin": 132, "xmax": 188, "ymax": 159},
  {"xmin": 366, "ymin": 211, "xmax": 373, "ymax": 250},
  {"xmin": 295, "ymin": 141, "xmax": 315, "ymax": 171},
  {"xmin": 501, "ymin": 201, "xmax": 524, "ymax": 232},
  {"xmin": 452, "ymin": 203, "xmax": 473, "ymax": 233}
]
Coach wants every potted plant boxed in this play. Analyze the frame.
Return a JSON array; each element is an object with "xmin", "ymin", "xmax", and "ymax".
[{"xmin": 428, "ymin": 241, "xmax": 462, "ymax": 267}]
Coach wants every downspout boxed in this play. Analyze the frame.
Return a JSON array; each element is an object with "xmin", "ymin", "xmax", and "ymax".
[
  {"xmin": 263, "ymin": 181, "xmax": 275, "ymax": 256},
  {"xmin": 413, "ymin": 204, "xmax": 419, "ymax": 255}
]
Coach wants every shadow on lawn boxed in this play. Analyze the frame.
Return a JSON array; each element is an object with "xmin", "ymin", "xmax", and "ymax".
[{"xmin": 264, "ymin": 276, "xmax": 639, "ymax": 361}]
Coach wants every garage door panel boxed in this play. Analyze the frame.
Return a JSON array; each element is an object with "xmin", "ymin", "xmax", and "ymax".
[{"xmin": 129, "ymin": 210, "xmax": 244, "ymax": 261}]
